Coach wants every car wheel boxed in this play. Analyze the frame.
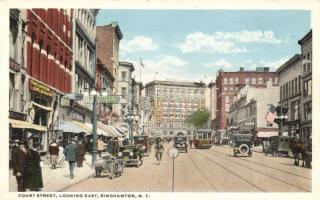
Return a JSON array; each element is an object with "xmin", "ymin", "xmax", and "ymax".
[{"xmin": 239, "ymin": 144, "xmax": 249, "ymax": 154}]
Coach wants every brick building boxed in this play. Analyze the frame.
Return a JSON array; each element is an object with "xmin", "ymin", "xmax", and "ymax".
[
  {"xmin": 96, "ymin": 22, "xmax": 123, "ymax": 119},
  {"xmin": 215, "ymin": 68, "xmax": 279, "ymax": 139},
  {"xmin": 8, "ymin": 9, "xmax": 74, "ymax": 152}
]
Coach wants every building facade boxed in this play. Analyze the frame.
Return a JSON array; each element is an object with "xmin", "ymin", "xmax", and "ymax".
[
  {"xmin": 215, "ymin": 67, "xmax": 279, "ymax": 139},
  {"xmin": 208, "ymin": 82, "xmax": 217, "ymax": 129},
  {"xmin": 9, "ymin": 9, "xmax": 74, "ymax": 152},
  {"xmin": 145, "ymin": 80, "xmax": 206, "ymax": 138},
  {"xmin": 277, "ymin": 54, "xmax": 302, "ymax": 138},
  {"xmin": 299, "ymin": 30, "xmax": 312, "ymax": 145},
  {"xmin": 227, "ymin": 81, "xmax": 279, "ymax": 140},
  {"xmin": 96, "ymin": 22, "xmax": 123, "ymax": 119},
  {"xmin": 117, "ymin": 61, "xmax": 135, "ymax": 135}
]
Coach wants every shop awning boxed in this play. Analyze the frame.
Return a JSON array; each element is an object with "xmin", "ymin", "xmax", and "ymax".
[
  {"xmin": 257, "ymin": 131, "xmax": 279, "ymax": 138},
  {"xmin": 107, "ymin": 125, "xmax": 124, "ymax": 137},
  {"xmin": 31, "ymin": 101, "xmax": 52, "ymax": 111},
  {"xmin": 57, "ymin": 121, "xmax": 86, "ymax": 133},
  {"xmin": 9, "ymin": 119, "xmax": 47, "ymax": 131},
  {"xmin": 85, "ymin": 123, "xmax": 111, "ymax": 137},
  {"xmin": 115, "ymin": 127, "xmax": 126, "ymax": 135},
  {"xmin": 70, "ymin": 121, "xmax": 91, "ymax": 133},
  {"xmin": 97, "ymin": 122, "xmax": 115, "ymax": 137}
]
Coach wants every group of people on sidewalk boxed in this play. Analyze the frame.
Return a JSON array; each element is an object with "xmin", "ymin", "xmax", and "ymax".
[
  {"xmin": 11, "ymin": 137, "xmax": 88, "ymax": 192},
  {"xmin": 11, "ymin": 140, "xmax": 43, "ymax": 192}
]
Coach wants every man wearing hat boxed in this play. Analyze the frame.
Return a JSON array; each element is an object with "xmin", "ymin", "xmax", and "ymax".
[
  {"xmin": 12, "ymin": 140, "xmax": 28, "ymax": 192},
  {"xmin": 49, "ymin": 139, "xmax": 59, "ymax": 169},
  {"xmin": 76, "ymin": 140, "xmax": 85, "ymax": 167},
  {"xmin": 64, "ymin": 139, "xmax": 77, "ymax": 179}
]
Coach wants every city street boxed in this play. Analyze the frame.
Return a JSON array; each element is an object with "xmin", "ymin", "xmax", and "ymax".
[{"xmin": 64, "ymin": 143, "xmax": 311, "ymax": 192}]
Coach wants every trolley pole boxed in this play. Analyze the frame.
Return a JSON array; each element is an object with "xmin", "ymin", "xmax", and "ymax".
[{"xmin": 168, "ymin": 147, "xmax": 178, "ymax": 192}]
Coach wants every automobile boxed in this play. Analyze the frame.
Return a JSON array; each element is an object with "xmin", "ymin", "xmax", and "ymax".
[
  {"xmin": 95, "ymin": 155, "xmax": 124, "ymax": 179},
  {"xmin": 118, "ymin": 145, "xmax": 143, "ymax": 167},
  {"xmin": 264, "ymin": 136, "xmax": 290, "ymax": 157},
  {"xmin": 174, "ymin": 136, "xmax": 188, "ymax": 153},
  {"xmin": 134, "ymin": 135, "xmax": 150, "ymax": 156},
  {"xmin": 232, "ymin": 134, "xmax": 253, "ymax": 157}
]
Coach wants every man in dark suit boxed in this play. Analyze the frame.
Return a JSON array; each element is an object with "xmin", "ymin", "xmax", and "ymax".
[
  {"xmin": 12, "ymin": 140, "xmax": 28, "ymax": 192},
  {"xmin": 64, "ymin": 139, "xmax": 77, "ymax": 179}
]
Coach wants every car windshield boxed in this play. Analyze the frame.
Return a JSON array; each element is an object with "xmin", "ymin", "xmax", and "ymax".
[{"xmin": 176, "ymin": 137, "xmax": 186, "ymax": 142}]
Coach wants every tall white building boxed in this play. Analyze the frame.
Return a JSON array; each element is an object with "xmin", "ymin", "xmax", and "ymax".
[{"xmin": 144, "ymin": 80, "xmax": 206, "ymax": 138}]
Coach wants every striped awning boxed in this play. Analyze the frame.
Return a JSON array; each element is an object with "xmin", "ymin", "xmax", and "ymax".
[
  {"xmin": 97, "ymin": 122, "xmax": 115, "ymax": 137},
  {"xmin": 57, "ymin": 121, "xmax": 86, "ymax": 133},
  {"xmin": 70, "ymin": 121, "xmax": 91, "ymax": 133},
  {"xmin": 9, "ymin": 119, "xmax": 47, "ymax": 131},
  {"xmin": 85, "ymin": 123, "xmax": 111, "ymax": 137}
]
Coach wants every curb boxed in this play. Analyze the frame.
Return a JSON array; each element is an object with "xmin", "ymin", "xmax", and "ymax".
[{"xmin": 58, "ymin": 172, "xmax": 95, "ymax": 192}]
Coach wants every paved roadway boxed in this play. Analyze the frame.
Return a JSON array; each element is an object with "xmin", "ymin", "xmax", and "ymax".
[{"xmin": 64, "ymin": 143, "xmax": 311, "ymax": 192}]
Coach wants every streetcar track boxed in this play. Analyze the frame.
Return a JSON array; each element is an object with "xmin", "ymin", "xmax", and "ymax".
[
  {"xmin": 185, "ymin": 152, "xmax": 218, "ymax": 191},
  {"xmin": 211, "ymin": 148, "xmax": 311, "ymax": 180},
  {"xmin": 203, "ymin": 150, "xmax": 310, "ymax": 192},
  {"xmin": 191, "ymin": 149, "xmax": 266, "ymax": 192}
]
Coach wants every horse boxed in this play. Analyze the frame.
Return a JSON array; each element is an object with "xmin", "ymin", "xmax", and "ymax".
[{"xmin": 289, "ymin": 138, "xmax": 307, "ymax": 167}]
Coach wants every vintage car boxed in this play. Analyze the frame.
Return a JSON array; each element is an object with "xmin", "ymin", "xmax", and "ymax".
[
  {"xmin": 118, "ymin": 145, "xmax": 143, "ymax": 167},
  {"xmin": 232, "ymin": 134, "xmax": 253, "ymax": 157},
  {"xmin": 95, "ymin": 155, "xmax": 124, "ymax": 179},
  {"xmin": 174, "ymin": 136, "xmax": 188, "ymax": 153},
  {"xmin": 264, "ymin": 136, "xmax": 290, "ymax": 157},
  {"xmin": 134, "ymin": 135, "xmax": 150, "ymax": 156}
]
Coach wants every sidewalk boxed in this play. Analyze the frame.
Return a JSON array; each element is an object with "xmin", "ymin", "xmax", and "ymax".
[{"xmin": 9, "ymin": 153, "xmax": 96, "ymax": 192}]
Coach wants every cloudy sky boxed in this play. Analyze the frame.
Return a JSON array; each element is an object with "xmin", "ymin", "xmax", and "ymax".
[{"xmin": 96, "ymin": 10, "xmax": 310, "ymax": 84}]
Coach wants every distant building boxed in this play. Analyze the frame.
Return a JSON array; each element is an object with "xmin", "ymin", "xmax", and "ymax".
[
  {"xmin": 298, "ymin": 30, "xmax": 312, "ymax": 144},
  {"xmin": 215, "ymin": 67, "xmax": 279, "ymax": 139},
  {"xmin": 144, "ymin": 80, "xmax": 206, "ymax": 138},
  {"xmin": 208, "ymin": 81, "xmax": 217, "ymax": 129},
  {"xmin": 227, "ymin": 81, "xmax": 279, "ymax": 139}
]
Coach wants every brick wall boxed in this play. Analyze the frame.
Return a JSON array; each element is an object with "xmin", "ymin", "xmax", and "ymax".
[{"xmin": 26, "ymin": 9, "xmax": 73, "ymax": 93}]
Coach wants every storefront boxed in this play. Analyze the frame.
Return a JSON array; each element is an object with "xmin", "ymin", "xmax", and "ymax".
[{"xmin": 28, "ymin": 79, "xmax": 56, "ymax": 152}]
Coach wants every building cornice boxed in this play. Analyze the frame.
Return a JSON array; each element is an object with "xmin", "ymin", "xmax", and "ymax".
[
  {"xmin": 298, "ymin": 30, "xmax": 312, "ymax": 45},
  {"xmin": 276, "ymin": 54, "xmax": 301, "ymax": 73}
]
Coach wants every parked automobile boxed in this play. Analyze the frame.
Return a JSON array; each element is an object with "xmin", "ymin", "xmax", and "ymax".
[
  {"xmin": 118, "ymin": 145, "xmax": 143, "ymax": 167},
  {"xmin": 232, "ymin": 134, "xmax": 253, "ymax": 157},
  {"xmin": 134, "ymin": 135, "xmax": 150, "ymax": 156},
  {"xmin": 95, "ymin": 155, "xmax": 124, "ymax": 179},
  {"xmin": 264, "ymin": 136, "xmax": 290, "ymax": 157},
  {"xmin": 174, "ymin": 136, "xmax": 188, "ymax": 153}
]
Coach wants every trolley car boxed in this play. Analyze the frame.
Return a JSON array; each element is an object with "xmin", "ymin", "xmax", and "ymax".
[{"xmin": 193, "ymin": 129, "xmax": 213, "ymax": 149}]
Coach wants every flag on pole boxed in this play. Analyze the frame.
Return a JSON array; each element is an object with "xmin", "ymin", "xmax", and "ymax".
[
  {"xmin": 140, "ymin": 58, "xmax": 145, "ymax": 68},
  {"xmin": 265, "ymin": 111, "xmax": 277, "ymax": 123}
]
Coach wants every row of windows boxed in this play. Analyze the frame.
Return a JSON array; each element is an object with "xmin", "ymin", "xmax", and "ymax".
[
  {"xmin": 75, "ymin": 9, "xmax": 96, "ymax": 40},
  {"xmin": 75, "ymin": 33, "xmax": 94, "ymax": 74},
  {"xmin": 224, "ymin": 77, "xmax": 239, "ymax": 84},
  {"xmin": 280, "ymin": 76, "xmax": 301, "ymax": 100},
  {"xmin": 157, "ymin": 88, "xmax": 204, "ymax": 94},
  {"xmin": 303, "ymin": 51, "xmax": 312, "ymax": 74}
]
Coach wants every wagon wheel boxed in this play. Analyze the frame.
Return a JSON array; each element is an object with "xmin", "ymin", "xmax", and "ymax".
[{"xmin": 95, "ymin": 169, "xmax": 101, "ymax": 177}]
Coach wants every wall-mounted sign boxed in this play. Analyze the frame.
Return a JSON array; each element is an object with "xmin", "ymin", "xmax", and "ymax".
[
  {"xmin": 97, "ymin": 95, "xmax": 120, "ymax": 104},
  {"xmin": 60, "ymin": 97, "xmax": 71, "ymax": 107},
  {"xmin": 29, "ymin": 79, "xmax": 53, "ymax": 97}
]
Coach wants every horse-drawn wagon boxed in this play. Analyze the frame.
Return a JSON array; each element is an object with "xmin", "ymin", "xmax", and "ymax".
[{"xmin": 263, "ymin": 136, "xmax": 290, "ymax": 157}]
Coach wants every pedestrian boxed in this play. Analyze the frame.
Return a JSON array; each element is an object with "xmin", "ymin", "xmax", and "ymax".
[
  {"xmin": 96, "ymin": 137, "xmax": 104, "ymax": 157},
  {"xmin": 64, "ymin": 139, "xmax": 77, "ymax": 179},
  {"xmin": 58, "ymin": 143, "xmax": 65, "ymax": 166},
  {"xmin": 189, "ymin": 139, "xmax": 193, "ymax": 149},
  {"xmin": 12, "ymin": 140, "xmax": 28, "ymax": 192},
  {"xmin": 26, "ymin": 144, "xmax": 43, "ymax": 191},
  {"xmin": 48, "ymin": 139, "xmax": 59, "ymax": 169},
  {"xmin": 10, "ymin": 139, "xmax": 19, "ymax": 168},
  {"xmin": 76, "ymin": 140, "xmax": 85, "ymax": 167}
]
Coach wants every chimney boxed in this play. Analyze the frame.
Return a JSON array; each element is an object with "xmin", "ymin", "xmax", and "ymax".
[{"xmin": 240, "ymin": 67, "xmax": 244, "ymax": 71}]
